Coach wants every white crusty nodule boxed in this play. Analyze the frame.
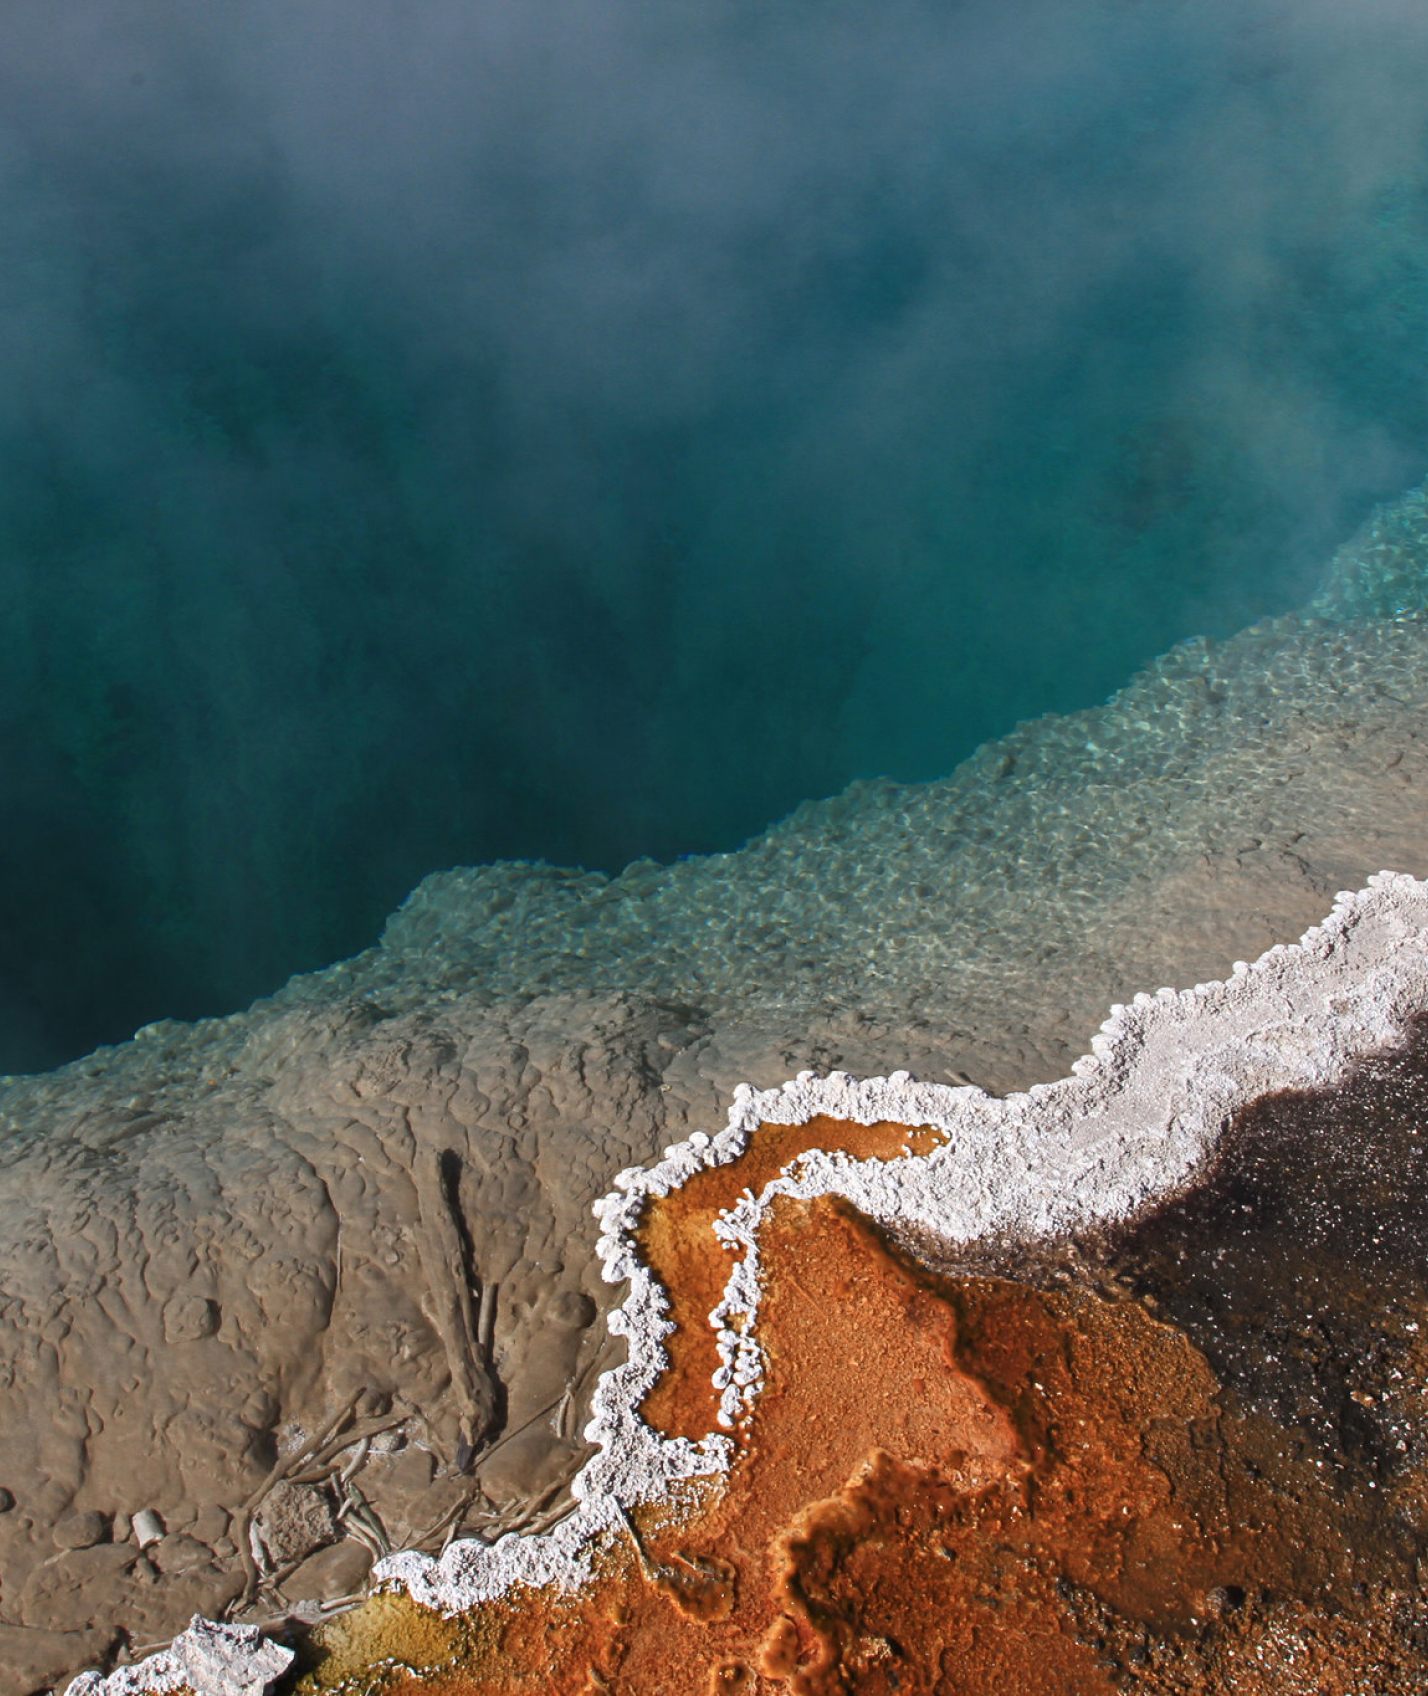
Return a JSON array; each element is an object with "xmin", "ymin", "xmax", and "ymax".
[
  {"xmin": 73, "ymin": 872, "xmax": 1428, "ymax": 1688},
  {"xmin": 67, "ymin": 1615, "xmax": 293, "ymax": 1696}
]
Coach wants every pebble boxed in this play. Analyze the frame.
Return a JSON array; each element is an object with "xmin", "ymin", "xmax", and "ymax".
[
  {"xmin": 53, "ymin": 1509, "xmax": 108, "ymax": 1550},
  {"xmin": 283, "ymin": 1538, "xmax": 373, "ymax": 1603},
  {"xmin": 132, "ymin": 1508, "xmax": 165, "ymax": 1548}
]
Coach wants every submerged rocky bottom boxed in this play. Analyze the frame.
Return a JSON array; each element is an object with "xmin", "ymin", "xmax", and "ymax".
[{"xmin": 284, "ymin": 1016, "xmax": 1428, "ymax": 1696}]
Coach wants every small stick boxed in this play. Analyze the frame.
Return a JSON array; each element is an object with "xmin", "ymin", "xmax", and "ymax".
[
  {"xmin": 477, "ymin": 1280, "xmax": 498, "ymax": 1363},
  {"xmin": 520, "ymin": 1497, "xmax": 578, "ymax": 1540},
  {"xmin": 499, "ymin": 1479, "xmax": 567, "ymax": 1536},
  {"xmin": 554, "ymin": 1385, "xmax": 574, "ymax": 1440},
  {"xmin": 318, "ymin": 1591, "xmax": 368, "ymax": 1614},
  {"xmin": 299, "ymin": 1412, "xmax": 409, "ymax": 1475},
  {"xmin": 465, "ymin": 1390, "xmax": 565, "ymax": 1474},
  {"xmin": 244, "ymin": 1388, "xmax": 368, "ymax": 1515},
  {"xmin": 500, "ymin": 1480, "xmax": 572, "ymax": 1540},
  {"xmin": 284, "ymin": 1461, "xmax": 343, "ymax": 1489},
  {"xmin": 408, "ymin": 1492, "xmax": 474, "ymax": 1552},
  {"xmin": 338, "ymin": 1435, "xmax": 371, "ymax": 1487},
  {"xmin": 343, "ymin": 1516, "xmax": 385, "ymax": 1558},
  {"xmin": 614, "ymin": 1503, "xmax": 656, "ymax": 1580},
  {"xmin": 341, "ymin": 1483, "xmax": 390, "ymax": 1557}
]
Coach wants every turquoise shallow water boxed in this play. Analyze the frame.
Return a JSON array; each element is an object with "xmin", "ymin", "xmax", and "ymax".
[{"xmin": 2, "ymin": 0, "xmax": 1428, "ymax": 1069}]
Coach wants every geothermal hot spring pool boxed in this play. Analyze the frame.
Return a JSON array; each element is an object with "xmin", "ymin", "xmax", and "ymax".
[{"xmin": 9, "ymin": 2, "xmax": 1428, "ymax": 1693}]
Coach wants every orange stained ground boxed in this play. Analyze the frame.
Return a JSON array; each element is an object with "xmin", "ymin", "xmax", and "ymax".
[
  {"xmin": 636, "ymin": 1114, "xmax": 944, "ymax": 1441},
  {"xmin": 305, "ymin": 1115, "xmax": 1428, "ymax": 1696}
]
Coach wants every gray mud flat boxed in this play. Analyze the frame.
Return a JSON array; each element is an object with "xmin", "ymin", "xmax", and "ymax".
[{"xmin": 5, "ymin": 591, "xmax": 1428, "ymax": 1690}]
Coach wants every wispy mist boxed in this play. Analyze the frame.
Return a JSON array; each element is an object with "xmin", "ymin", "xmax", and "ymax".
[{"xmin": 1, "ymin": 0, "xmax": 1427, "ymax": 1068}]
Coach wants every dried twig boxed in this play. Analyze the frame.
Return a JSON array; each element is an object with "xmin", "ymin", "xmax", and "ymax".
[
  {"xmin": 335, "ymin": 1482, "xmax": 390, "ymax": 1558},
  {"xmin": 614, "ymin": 1502, "xmax": 656, "ymax": 1579},
  {"xmin": 499, "ymin": 1479, "xmax": 572, "ymax": 1540},
  {"xmin": 289, "ymin": 1412, "xmax": 409, "ymax": 1480},
  {"xmin": 464, "ymin": 1389, "xmax": 565, "ymax": 1474},
  {"xmin": 553, "ymin": 1385, "xmax": 574, "ymax": 1440},
  {"xmin": 410, "ymin": 1134, "xmax": 494, "ymax": 1452},
  {"xmin": 338, "ymin": 1435, "xmax": 371, "ymax": 1487},
  {"xmin": 282, "ymin": 1460, "xmax": 343, "ymax": 1490},
  {"xmin": 407, "ymin": 1491, "xmax": 475, "ymax": 1553},
  {"xmin": 477, "ymin": 1279, "xmax": 498, "ymax": 1363}
]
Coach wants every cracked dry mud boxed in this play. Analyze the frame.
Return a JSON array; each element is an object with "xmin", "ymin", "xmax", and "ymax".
[{"xmin": 7, "ymin": 603, "xmax": 1428, "ymax": 1692}]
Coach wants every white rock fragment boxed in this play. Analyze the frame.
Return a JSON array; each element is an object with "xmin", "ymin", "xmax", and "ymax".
[
  {"xmin": 176, "ymin": 1618, "xmax": 294, "ymax": 1696},
  {"xmin": 131, "ymin": 1508, "xmax": 165, "ymax": 1549},
  {"xmin": 66, "ymin": 1616, "xmax": 293, "ymax": 1696}
]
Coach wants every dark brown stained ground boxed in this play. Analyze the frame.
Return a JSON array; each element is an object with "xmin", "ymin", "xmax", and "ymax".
[
  {"xmin": 1087, "ymin": 1013, "xmax": 1428, "ymax": 1501},
  {"xmin": 299, "ymin": 1029, "xmax": 1428, "ymax": 1693}
]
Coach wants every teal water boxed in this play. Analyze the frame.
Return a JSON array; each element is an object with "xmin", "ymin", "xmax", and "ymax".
[{"xmin": 2, "ymin": 0, "xmax": 1428, "ymax": 1069}]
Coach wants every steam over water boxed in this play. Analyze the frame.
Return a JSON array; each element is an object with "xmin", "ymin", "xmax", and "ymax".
[{"xmin": 2, "ymin": 0, "xmax": 1428, "ymax": 1070}]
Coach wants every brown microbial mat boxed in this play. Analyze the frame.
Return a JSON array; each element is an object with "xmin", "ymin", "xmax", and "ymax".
[{"xmin": 301, "ymin": 1034, "xmax": 1428, "ymax": 1694}]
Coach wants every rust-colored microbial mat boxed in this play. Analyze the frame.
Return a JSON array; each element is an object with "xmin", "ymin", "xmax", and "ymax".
[
  {"xmin": 303, "ymin": 1031, "xmax": 1428, "ymax": 1694},
  {"xmin": 637, "ymin": 1114, "xmax": 943, "ymax": 1440}
]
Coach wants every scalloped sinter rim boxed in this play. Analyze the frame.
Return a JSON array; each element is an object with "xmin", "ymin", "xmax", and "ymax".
[{"xmin": 75, "ymin": 871, "xmax": 1428, "ymax": 1689}]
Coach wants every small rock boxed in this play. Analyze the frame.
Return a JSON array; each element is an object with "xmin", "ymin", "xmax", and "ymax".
[
  {"xmin": 360, "ymin": 1444, "xmax": 439, "ymax": 1532},
  {"xmin": 383, "ymin": 1446, "xmax": 435, "ymax": 1492},
  {"xmin": 54, "ymin": 1510, "xmax": 108, "ymax": 1550},
  {"xmin": 34, "ymin": 1480, "xmax": 74, "ymax": 1520},
  {"xmin": 163, "ymin": 1293, "xmax": 220, "ymax": 1343},
  {"xmin": 239, "ymin": 1388, "xmax": 278, "ymax": 1431},
  {"xmin": 251, "ymin": 1480, "xmax": 336, "ymax": 1567},
  {"xmin": 0, "ymin": 1620, "xmax": 122, "ymax": 1696},
  {"xmin": 191, "ymin": 1501, "xmax": 231, "ymax": 1546},
  {"xmin": 0, "ymin": 1485, "xmax": 14, "ymax": 1512},
  {"xmin": 177, "ymin": 1614, "xmax": 294, "ymax": 1696},
  {"xmin": 282, "ymin": 1538, "xmax": 373, "ymax": 1604},
  {"xmin": 132, "ymin": 1508, "xmax": 165, "ymax": 1548},
  {"xmin": 66, "ymin": 1613, "xmax": 294, "ymax": 1696},
  {"xmin": 19, "ymin": 1542, "xmax": 147, "ymax": 1630},
  {"xmin": 476, "ymin": 1430, "xmax": 580, "ymax": 1507},
  {"xmin": 151, "ymin": 1532, "xmax": 217, "ymax": 1577},
  {"xmin": 549, "ymin": 1290, "xmax": 596, "ymax": 1330}
]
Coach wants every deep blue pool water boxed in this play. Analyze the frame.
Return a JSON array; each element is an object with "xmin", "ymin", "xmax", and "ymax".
[{"xmin": 3, "ymin": 0, "xmax": 1428, "ymax": 1070}]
